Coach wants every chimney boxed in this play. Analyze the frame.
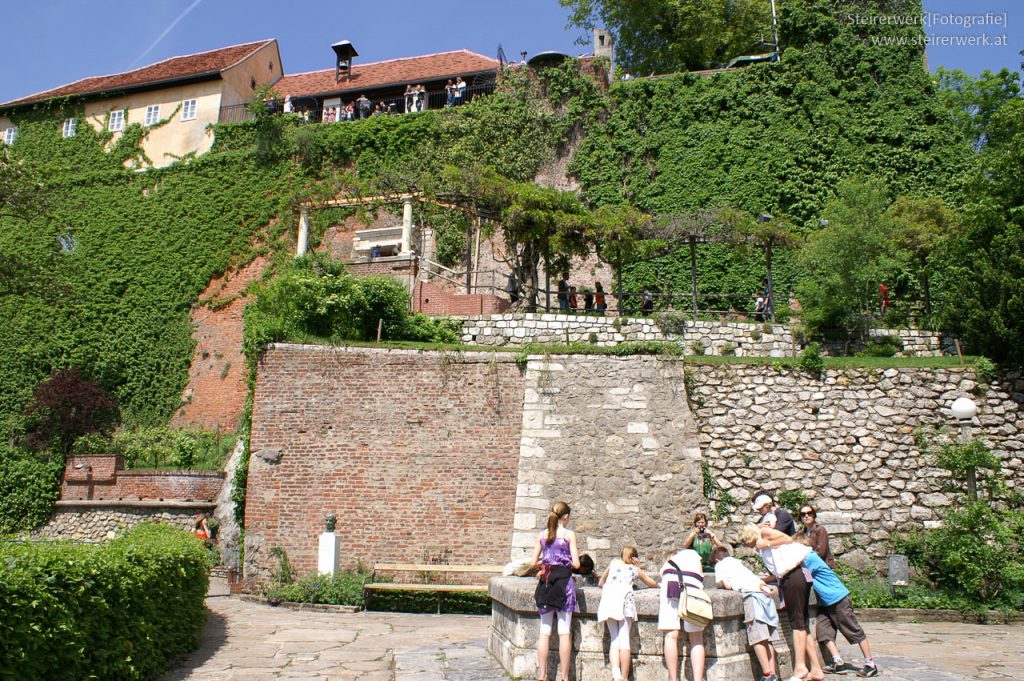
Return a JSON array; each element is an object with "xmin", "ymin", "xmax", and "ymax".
[{"xmin": 331, "ymin": 40, "xmax": 359, "ymax": 82}]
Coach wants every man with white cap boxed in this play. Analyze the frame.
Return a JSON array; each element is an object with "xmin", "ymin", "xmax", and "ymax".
[{"xmin": 751, "ymin": 493, "xmax": 797, "ymax": 536}]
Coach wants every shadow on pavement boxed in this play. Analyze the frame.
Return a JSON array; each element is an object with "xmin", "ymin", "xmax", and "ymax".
[{"xmin": 159, "ymin": 602, "xmax": 229, "ymax": 680}]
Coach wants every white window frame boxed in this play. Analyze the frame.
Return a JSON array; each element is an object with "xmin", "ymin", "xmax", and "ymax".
[
  {"xmin": 63, "ymin": 118, "xmax": 77, "ymax": 138},
  {"xmin": 108, "ymin": 109, "xmax": 125, "ymax": 132},
  {"xmin": 181, "ymin": 99, "xmax": 197, "ymax": 121},
  {"xmin": 144, "ymin": 104, "xmax": 160, "ymax": 127},
  {"xmin": 2, "ymin": 127, "xmax": 17, "ymax": 144}
]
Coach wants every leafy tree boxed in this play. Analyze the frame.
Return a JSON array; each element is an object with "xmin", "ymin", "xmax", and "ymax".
[
  {"xmin": 796, "ymin": 178, "xmax": 894, "ymax": 336},
  {"xmin": 560, "ymin": 0, "xmax": 774, "ymax": 73},
  {"xmin": 887, "ymin": 196, "xmax": 957, "ymax": 316},
  {"xmin": 935, "ymin": 98, "xmax": 1024, "ymax": 364},
  {"xmin": 24, "ymin": 367, "xmax": 119, "ymax": 456},
  {"xmin": 935, "ymin": 67, "xmax": 1021, "ymax": 150}
]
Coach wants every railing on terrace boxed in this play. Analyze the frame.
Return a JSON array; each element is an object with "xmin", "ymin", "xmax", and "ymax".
[{"xmin": 218, "ymin": 83, "xmax": 496, "ymax": 124}]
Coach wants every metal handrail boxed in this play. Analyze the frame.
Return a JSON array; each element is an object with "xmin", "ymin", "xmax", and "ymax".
[{"xmin": 218, "ymin": 84, "xmax": 496, "ymax": 124}]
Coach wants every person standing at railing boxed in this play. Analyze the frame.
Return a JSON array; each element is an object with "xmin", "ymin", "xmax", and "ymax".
[
  {"xmin": 454, "ymin": 76, "xmax": 466, "ymax": 105},
  {"xmin": 641, "ymin": 287, "xmax": 654, "ymax": 315},
  {"xmin": 557, "ymin": 274, "xmax": 569, "ymax": 312},
  {"xmin": 595, "ymin": 281, "xmax": 607, "ymax": 314},
  {"xmin": 357, "ymin": 94, "xmax": 371, "ymax": 119},
  {"xmin": 404, "ymin": 85, "xmax": 416, "ymax": 113},
  {"xmin": 415, "ymin": 84, "xmax": 427, "ymax": 111},
  {"xmin": 445, "ymin": 79, "xmax": 456, "ymax": 107}
]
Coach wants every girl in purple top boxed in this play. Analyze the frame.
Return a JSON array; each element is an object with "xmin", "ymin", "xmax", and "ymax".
[{"xmin": 530, "ymin": 501, "xmax": 580, "ymax": 681}]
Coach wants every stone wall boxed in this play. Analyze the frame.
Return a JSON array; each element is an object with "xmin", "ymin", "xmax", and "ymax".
[
  {"xmin": 510, "ymin": 355, "xmax": 705, "ymax": 569},
  {"xmin": 823, "ymin": 327, "xmax": 958, "ymax": 357},
  {"xmin": 461, "ymin": 313, "xmax": 794, "ymax": 357},
  {"xmin": 689, "ymin": 365, "xmax": 1023, "ymax": 565},
  {"xmin": 244, "ymin": 344, "xmax": 1022, "ymax": 581},
  {"xmin": 35, "ymin": 503, "xmax": 212, "ymax": 542},
  {"xmin": 460, "ymin": 313, "xmax": 957, "ymax": 358},
  {"xmin": 243, "ymin": 345, "xmax": 525, "ymax": 581}
]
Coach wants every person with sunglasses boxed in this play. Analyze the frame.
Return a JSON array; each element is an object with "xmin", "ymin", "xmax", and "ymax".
[
  {"xmin": 799, "ymin": 506, "xmax": 876, "ymax": 676},
  {"xmin": 798, "ymin": 505, "xmax": 835, "ymax": 569}
]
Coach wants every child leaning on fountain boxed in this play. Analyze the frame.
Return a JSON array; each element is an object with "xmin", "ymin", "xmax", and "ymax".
[
  {"xmin": 597, "ymin": 546, "xmax": 658, "ymax": 681},
  {"xmin": 710, "ymin": 546, "xmax": 782, "ymax": 681}
]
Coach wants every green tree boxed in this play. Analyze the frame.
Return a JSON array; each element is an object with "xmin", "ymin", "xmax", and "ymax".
[
  {"xmin": 935, "ymin": 98, "xmax": 1024, "ymax": 364},
  {"xmin": 887, "ymin": 196, "xmax": 957, "ymax": 317},
  {"xmin": 796, "ymin": 178, "xmax": 894, "ymax": 336},
  {"xmin": 559, "ymin": 0, "xmax": 773, "ymax": 73},
  {"xmin": 935, "ymin": 66, "xmax": 1021, "ymax": 150}
]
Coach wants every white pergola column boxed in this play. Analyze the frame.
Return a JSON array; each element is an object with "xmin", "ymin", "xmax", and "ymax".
[
  {"xmin": 401, "ymin": 198, "xmax": 413, "ymax": 254},
  {"xmin": 297, "ymin": 207, "xmax": 310, "ymax": 257}
]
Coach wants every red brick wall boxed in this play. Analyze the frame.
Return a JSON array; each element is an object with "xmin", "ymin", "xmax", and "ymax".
[
  {"xmin": 244, "ymin": 345, "xmax": 524, "ymax": 580},
  {"xmin": 62, "ymin": 455, "xmax": 225, "ymax": 502},
  {"xmin": 173, "ymin": 256, "xmax": 269, "ymax": 431},
  {"xmin": 413, "ymin": 281, "xmax": 511, "ymax": 316}
]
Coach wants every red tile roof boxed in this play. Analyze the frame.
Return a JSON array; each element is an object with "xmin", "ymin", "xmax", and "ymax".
[
  {"xmin": 276, "ymin": 50, "xmax": 499, "ymax": 99},
  {"xmin": 2, "ymin": 39, "xmax": 275, "ymax": 108}
]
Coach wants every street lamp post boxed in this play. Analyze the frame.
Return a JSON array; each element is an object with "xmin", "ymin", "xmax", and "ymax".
[{"xmin": 950, "ymin": 396, "xmax": 978, "ymax": 500}]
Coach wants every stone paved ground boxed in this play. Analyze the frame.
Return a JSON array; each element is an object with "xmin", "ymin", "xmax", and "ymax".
[{"xmin": 161, "ymin": 597, "xmax": 1024, "ymax": 681}]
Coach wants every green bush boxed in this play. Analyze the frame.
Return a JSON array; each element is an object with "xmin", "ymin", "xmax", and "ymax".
[
  {"xmin": 845, "ymin": 576, "xmax": 970, "ymax": 611},
  {"xmin": 0, "ymin": 523, "xmax": 210, "ymax": 681},
  {"xmin": 261, "ymin": 567, "xmax": 371, "ymax": 606},
  {"xmin": 400, "ymin": 314, "xmax": 462, "ymax": 344},
  {"xmin": 856, "ymin": 337, "xmax": 901, "ymax": 358},
  {"xmin": 893, "ymin": 502, "xmax": 1024, "ymax": 611},
  {"xmin": 75, "ymin": 427, "xmax": 236, "ymax": 470},
  {"xmin": 799, "ymin": 342, "xmax": 824, "ymax": 377},
  {"xmin": 366, "ymin": 589, "xmax": 491, "ymax": 615},
  {"xmin": 776, "ymin": 489, "xmax": 810, "ymax": 515},
  {"xmin": 0, "ymin": 453, "xmax": 62, "ymax": 534}
]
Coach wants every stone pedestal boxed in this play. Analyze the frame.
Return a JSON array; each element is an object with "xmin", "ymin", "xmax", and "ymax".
[
  {"xmin": 488, "ymin": 576, "xmax": 794, "ymax": 681},
  {"xmin": 317, "ymin": 532, "xmax": 338, "ymax": 575}
]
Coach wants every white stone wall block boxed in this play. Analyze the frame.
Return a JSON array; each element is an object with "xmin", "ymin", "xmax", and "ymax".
[{"xmin": 627, "ymin": 422, "xmax": 649, "ymax": 434}]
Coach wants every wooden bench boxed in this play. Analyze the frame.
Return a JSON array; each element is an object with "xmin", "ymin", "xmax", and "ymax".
[{"xmin": 364, "ymin": 563, "xmax": 504, "ymax": 612}]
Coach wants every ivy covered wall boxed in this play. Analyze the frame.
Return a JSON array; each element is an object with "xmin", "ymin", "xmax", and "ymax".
[
  {"xmin": 0, "ymin": 0, "xmax": 972, "ymax": 443},
  {"xmin": 570, "ymin": 0, "xmax": 974, "ymax": 298}
]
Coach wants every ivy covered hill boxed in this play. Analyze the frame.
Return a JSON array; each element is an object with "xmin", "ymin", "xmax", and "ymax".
[{"xmin": 0, "ymin": 0, "xmax": 984, "ymax": 455}]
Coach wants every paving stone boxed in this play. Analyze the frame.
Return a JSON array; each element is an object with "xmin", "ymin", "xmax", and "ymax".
[{"xmin": 160, "ymin": 597, "xmax": 1024, "ymax": 681}]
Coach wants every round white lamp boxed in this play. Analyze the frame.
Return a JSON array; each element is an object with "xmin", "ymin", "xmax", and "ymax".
[{"xmin": 950, "ymin": 396, "xmax": 977, "ymax": 421}]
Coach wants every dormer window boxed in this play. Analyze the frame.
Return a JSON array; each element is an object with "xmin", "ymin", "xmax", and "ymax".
[
  {"xmin": 108, "ymin": 110, "xmax": 125, "ymax": 132},
  {"xmin": 144, "ymin": 104, "xmax": 160, "ymax": 126},
  {"xmin": 63, "ymin": 118, "xmax": 77, "ymax": 138}
]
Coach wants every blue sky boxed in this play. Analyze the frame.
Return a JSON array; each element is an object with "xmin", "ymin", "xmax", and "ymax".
[{"xmin": 2, "ymin": 0, "xmax": 1021, "ymax": 104}]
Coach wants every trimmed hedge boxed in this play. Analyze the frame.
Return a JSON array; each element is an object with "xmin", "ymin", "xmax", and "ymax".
[{"xmin": 0, "ymin": 523, "xmax": 210, "ymax": 681}]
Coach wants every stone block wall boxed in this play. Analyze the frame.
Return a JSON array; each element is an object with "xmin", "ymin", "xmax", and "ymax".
[
  {"xmin": 460, "ymin": 313, "xmax": 957, "ymax": 358},
  {"xmin": 510, "ymin": 355, "xmax": 705, "ymax": 568},
  {"xmin": 460, "ymin": 313, "xmax": 795, "ymax": 357},
  {"xmin": 243, "ymin": 344, "xmax": 1022, "ymax": 582},
  {"xmin": 243, "ymin": 345, "xmax": 525, "ymax": 581},
  {"xmin": 823, "ymin": 327, "xmax": 958, "ymax": 358},
  {"xmin": 61, "ymin": 455, "xmax": 225, "ymax": 502},
  {"xmin": 689, "ymin": 365, "xmax": 1023, "ymax": 565},
  {"xmin": 34, "ymin": 504, "xmax": 212, "ymax": 542}
]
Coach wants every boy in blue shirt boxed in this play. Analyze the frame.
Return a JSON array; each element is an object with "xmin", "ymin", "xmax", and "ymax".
[{"xmin": 803, "ymin": 550, "xmax": 879, "ymax": 677}]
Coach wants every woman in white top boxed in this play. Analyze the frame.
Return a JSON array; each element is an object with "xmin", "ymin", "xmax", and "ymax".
[
  {"xmin": 739, "ymin": 524, "xmax": 824, "ymax": 681},
  {"xmin": 597, "ymin": 546, "xmax": 657, "ymax": 681},
  {"xmin": 658, "ymin": 548, "xmax": 707, "ymax": 681}
]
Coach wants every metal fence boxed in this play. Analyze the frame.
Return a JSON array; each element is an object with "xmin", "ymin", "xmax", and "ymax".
[{"xmin": 218, "ymin": 83, "xmax": 496, "ymax": 124}]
